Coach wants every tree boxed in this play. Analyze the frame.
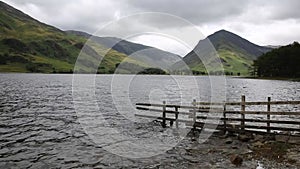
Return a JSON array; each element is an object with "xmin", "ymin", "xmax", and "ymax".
[{"xmin": 254, "ymin": 42, "xmax": 300, "ymax": 78}]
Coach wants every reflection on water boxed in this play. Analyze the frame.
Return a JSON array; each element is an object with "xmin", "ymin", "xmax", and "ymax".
[{"xmin": 0, "ymin": 74, "xmax": 299, "ymax": 168}]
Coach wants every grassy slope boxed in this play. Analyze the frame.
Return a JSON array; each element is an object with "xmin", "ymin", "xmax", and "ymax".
[
  {"xmin": 219, "ymin": 49, "xmax": 252, "ymax": 75},
  {"xmin": 189, "ymin": 49, "xmax": 253, "ymax": 75},
  {"xmin": 192, "ymin": 51, "xmax": 254, "ymax": 76},
  {"xmin": 0, "ymin": 2, "xmax": 148, "ymax": 73},
  {"xmin": 0, "ymin": 7, "xmax": 78, "ymax": 73}
]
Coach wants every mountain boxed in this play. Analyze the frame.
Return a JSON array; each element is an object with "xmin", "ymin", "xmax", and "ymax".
[
  {"xmin": 66, "ymin": 30, "xmax": 182, "ymax": 71},
  {"xmin": 183, "ymin": 30, "xmax": 272, "ymax": 75},
  {"xmin": 66, "ymin": 31, "xmax": 150, "ymax": 55},
  {"xmin": 0, "ymin": 1, "xmax": 179, "ymax": 74}
]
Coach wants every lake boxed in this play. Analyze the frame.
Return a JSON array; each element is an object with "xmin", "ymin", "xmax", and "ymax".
[{"xmin": 0, "ymin": 74, "xmax": 299, "ymax": 168}]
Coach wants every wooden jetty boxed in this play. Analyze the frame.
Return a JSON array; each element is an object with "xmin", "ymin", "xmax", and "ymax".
[{"xmin": 135, "ymin": 95, "xmax": 300, "ymax": 136}]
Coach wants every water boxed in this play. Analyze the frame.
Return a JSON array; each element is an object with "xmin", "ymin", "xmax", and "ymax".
[{"xmin": 0, "ymin": 74, "xmax": 299, "ymax": 168}]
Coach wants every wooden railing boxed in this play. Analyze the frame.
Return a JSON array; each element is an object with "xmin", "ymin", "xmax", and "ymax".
[{"xmin": 135, "ymin": 95, "xmax": 300, "ymax": 136}]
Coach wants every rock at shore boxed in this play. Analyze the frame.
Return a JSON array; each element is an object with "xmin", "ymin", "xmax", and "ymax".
[{"xmin": 230, "ymin": 154, "xmax": 243, "ymax": 166}]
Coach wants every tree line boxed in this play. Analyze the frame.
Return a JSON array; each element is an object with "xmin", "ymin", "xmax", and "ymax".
[{"xmin": 252, "ymin": 42, "xmax": 300, "ymax": 78}]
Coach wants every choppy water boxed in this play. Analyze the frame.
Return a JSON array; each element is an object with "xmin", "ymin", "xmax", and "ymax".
[{"xmin": 0, "ymin": 74, "xmax": 299, "ymax": 168}]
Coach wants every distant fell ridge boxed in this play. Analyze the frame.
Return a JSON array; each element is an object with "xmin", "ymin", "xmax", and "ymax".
[{"xmin": 66, "ymin": 30, "xmax": 182, "ymax": 71}]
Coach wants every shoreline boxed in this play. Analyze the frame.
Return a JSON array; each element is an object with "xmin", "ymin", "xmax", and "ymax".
[
  {"xmin": 0, "ymin": 72, "xmax": 300, "ymax": 81},
  {"xmin": 184, "ymin": 130, "xmax": 300, "ymax": 168},
  {"xmin": 232, "ymin": 76, "xmax": 300, "ymax": 81}
]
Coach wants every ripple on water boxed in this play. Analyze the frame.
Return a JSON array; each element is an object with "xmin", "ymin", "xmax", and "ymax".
[{"xmin": 0, "ymin": 74, "xmax": 299, "ymax": 168}]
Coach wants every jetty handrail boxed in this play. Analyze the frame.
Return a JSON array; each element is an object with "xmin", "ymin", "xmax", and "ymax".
[
  {"xmin": 198, "ymin": 100, "xmax": 300, "ymax": 105},
  {"xmin": 136, "ymin": 100, "xmax": 300, "ymax": 107},
  {"xmin": 136, "ymin": 106, "xmax": 300, "ymax": 115},
  {"xmin": 135, "ymin": 95, "xmax": 300, "ymax": 136}
]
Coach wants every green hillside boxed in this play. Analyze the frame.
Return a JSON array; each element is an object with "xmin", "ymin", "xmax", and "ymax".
[
  {"xmin": 183, "ymin": 30, "xmax": 272, "ymax": 75},
  {"xmin": 0, "ymin": 1, "xmax": 147, "ymax": 73}
]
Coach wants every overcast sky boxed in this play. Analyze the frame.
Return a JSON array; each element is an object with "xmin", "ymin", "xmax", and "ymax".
[{"xmin": 3, "ymin": 0, "xmax": 300, "ymax": 56}]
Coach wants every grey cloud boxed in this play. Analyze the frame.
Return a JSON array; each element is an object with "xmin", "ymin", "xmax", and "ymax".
[
  {"xmin": 3, "ymin": 0, "xmax": 300, "ymax": 47},
  {"xmin": 128, "ymin": 0, "xmax": 250, "ymax": 24},
  {"xmin": 6, "ymin": 0, "xmax": 300, "ymax": 31},
  {"xmin": 4, "ymin": 0, "xmax": 123, "ymax": 33},
  {"xmin": 4, "ymin": 0, "xmax": 65, "ymax": 6},
  {"xmin": 268, "ymin": 0, "xmax": 300, "ymax": 20}
]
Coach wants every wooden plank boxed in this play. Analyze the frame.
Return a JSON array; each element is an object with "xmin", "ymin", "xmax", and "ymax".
[
  {"xmin": 137, "ymin": 107, "xmax": 192, "ymax": 115},
  {"xmin": 136, "ymin": 103, "xmax": 195, "ymax": 109},
  {"xmin": 244, "ymin": 125, "xmax": 300, "ymax": 132},
  {"xmin": 136, "ymin": 103, "xmax": 183, "ymax": 108},
  {"xmin": 243, "ymin": 111, "xmax": 300, "ymax": 115},
  {"xmin": 185, "ymin": 123, "xmax": 300, "ymax": 137},
  {"xmin": 195, "ymin": 102, "xmax": 250, "ymax": 106},
  {"xmin": 196, "ymin": 116, "xmax": 300, "ymax": 125},
  {"xmin": 197, "ymin": 116, "xmax": 293, "ymax": 123},
  {"xmin": 137, "ymin": 100, "xmax": 300, "ymax": 108},
  {"xmin": 136, "ymin": 107, "xmax": 162, "ymax": 113},
  {"xmin": 135, "ymin": 114, "xmax": 193, "ymax": 124},
  {"xmin": 268, "ymin": 101, "xmax": 300, "ymax": 105},
  {"xmin": 194, "ymin": 109, "xmax": 300, "ymax": 115},
  {"xmin": 242, "ymin": 119, "xmax": 300, "ymax": 125},
  {"xmin": 135, "ymin": 114, "xmax": 175, "ymax": 121},
  {"xmin": 191, "ymin": 110, "xmax": 300, "ymax": 115},
  {"xmin": 221, "ymin": 124, "xmax": 300, "ymax": 133},
  {"xmin": 225, "ymin": 110, "xmax": 300, "ymax": 115},
  {"xmin": 188, "ymin": 108, "xmax": 224, "ymax": 113},
  {"xmin": 137, "ymin": 101, "xmax": 300, "ymax": 109},
  {"xmin": 226, "ymin": 128, "xmax": 300, "ymax": 137},
  {"xmin": 230, "ymin": 118, "xmax": 299, "ymax": 125},
  {"xmin": 136, "ymin": 103, "xmax": 152, "ymax": 106},
  {"xmin": 227, "ymin": 101, "xmax": 300, "ymax": 105},
  {"xmin": 194, "ymin": 100, "xmax": 300, "ymax": 106},
  {"xmin": 224, "ymin": 124, "xmax": 300, "ymax": 132},
  {"xmin": 245, "ymin": 101, "xmax": 298, "ymax": 105}
]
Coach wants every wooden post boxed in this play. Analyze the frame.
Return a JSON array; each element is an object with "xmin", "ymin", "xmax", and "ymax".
[
  {"xmin": 162, "ymin": 101, "xmax": 166, "ymax": 128},
  {"xmin": 241, "ymin": 95, "xmax": 245, "ymax": 132},
  {"xmin": 223, "ymin": 104, "xmax": 227, "ymax": 133},
  {"xmin": 192, "ymin": 99, "xmax": 196, "ymax": 130},
  {"xmin": 267, "ymin": 97, "xmax": 271, "ymax": 133},
  {"xmin": 175, "ymin": 106, "xmax": 179, "ymax": 128}
]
